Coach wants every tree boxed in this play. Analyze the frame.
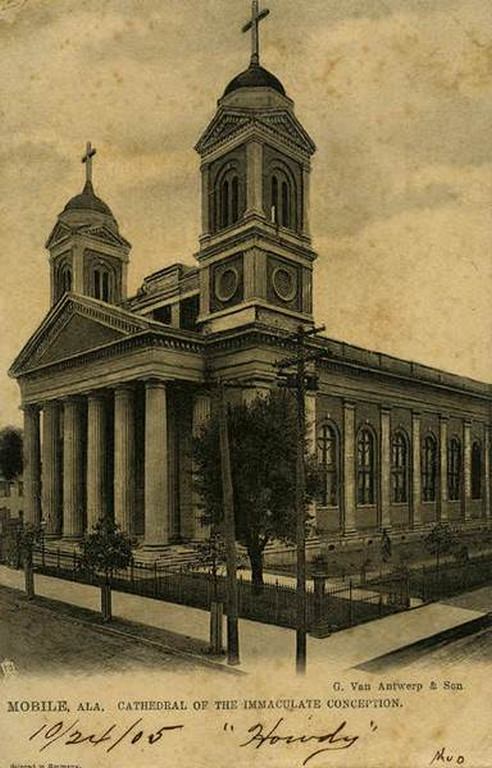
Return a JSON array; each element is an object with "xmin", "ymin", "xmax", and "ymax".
[
  {"xmin": 424, "ymin": 523, "xmax": 458, "ymax": 573},
  {"xmin": 79, "ymin": 516, "xmax": 132, "ymax": 622},
  {"xmin": 0, "ymin": 426, "xmax": 23, "ymax": 482},
  {"xmin": 193, "ymin": 390, "xmax": 320, "ymax": 591}
]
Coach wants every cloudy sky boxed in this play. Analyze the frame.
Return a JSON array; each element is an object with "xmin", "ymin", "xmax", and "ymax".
[{"xmin": 0, "ymin": 0, "xmax": 490, "ymax": 425}]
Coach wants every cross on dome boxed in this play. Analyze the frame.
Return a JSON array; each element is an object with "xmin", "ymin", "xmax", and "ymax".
[
  {"xmin": 242, "ymin": 0, "xmax": 270, "ymax": 66},
  {"xmin": 81, "ymin": 141, "xmax": 97, "ymax": 184}
]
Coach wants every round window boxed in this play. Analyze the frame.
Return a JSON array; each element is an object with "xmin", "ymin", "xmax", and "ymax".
[
  {"xmin": 272, "ymin": 266, "xmax": 297, "ymax": 302},
  {"xmin": 215, "ymin": 267, "xmax": 239, "ymax": 303}
]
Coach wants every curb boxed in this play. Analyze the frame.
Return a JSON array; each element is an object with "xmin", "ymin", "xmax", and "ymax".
[{"xmin": 354, "ymin": 612, "xmax": 492, "ymax": 671}]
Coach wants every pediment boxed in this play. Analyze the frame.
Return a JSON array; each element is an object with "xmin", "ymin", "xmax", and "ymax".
[
  {"xmin": 82, "ymin": 225, "xmax": 131, "ymax": 248},
  {"xmin": 257, "ymin": 112, "xmax": 316, "ymax": 154},
  {"xmin": 196, "ymin": 108, "xmax": 315, "ymax": 156},
  {"xmin": 196, "ymin": 111, "xmax": 251, "ymax": 153},
  {"xmin": 45, "ymin": 221, "xmax": 73, "ymax": 249},
  {"xmin": 10, "ymin": 295, "xmax": 149, "ymax": 376}
]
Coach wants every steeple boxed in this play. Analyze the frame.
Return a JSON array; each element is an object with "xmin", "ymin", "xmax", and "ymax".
[
  {"xmin": 46, "ymin": 142, "xmax": 131, "ymax": 306},
  {"xmin": 194, "ymin": 2, "xmax": 317, "ymax": 334}
]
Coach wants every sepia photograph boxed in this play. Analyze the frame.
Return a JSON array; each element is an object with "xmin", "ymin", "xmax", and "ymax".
[{"xmin": 0, "ymin": 0, "xmax": 490, "ymax": 766}]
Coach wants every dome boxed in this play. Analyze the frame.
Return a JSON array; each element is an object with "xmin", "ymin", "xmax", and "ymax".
[
  {"xmin": 62, "ymin": 180, "xmax": 115, "ymax": 218},
  {"xmin": 223, "ymin": 63, "xmax": 286, "ymax": 97}
]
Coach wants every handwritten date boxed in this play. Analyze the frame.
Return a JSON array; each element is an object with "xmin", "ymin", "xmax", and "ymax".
[{"xmin": 29, "ymin": 717, "xmax": 184, "ymax": 754}]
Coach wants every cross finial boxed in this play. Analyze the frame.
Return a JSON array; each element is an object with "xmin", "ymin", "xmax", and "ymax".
[
  {"xmin": 81, "ymin": 141, "xmax": 96, "ymax": 184},
  {"xmin": 242, "ymin": 0, "xmax": 270, "ymax": 66}
]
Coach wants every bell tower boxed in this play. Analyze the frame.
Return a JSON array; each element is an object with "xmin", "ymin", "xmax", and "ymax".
[
  {"xmin": 195, "ymin": 0, "xmax": 317, "ymax": 334},
  {"xmin": 46, "ymin": 142, "xmax": 131, "ymax": 307}
]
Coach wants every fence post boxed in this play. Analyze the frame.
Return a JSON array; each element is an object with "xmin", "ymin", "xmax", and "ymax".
[
  {"xmin": 73, "ymin": 550, "xmax": 77, "ymax": 581},
  {"xmin": 378, "ymin": 592, "xmax": 383, "ymax": 617},
  {"xmin": 130, "ymin": 557, "xmax": 134, "ymax": 586},
  {"xmin": 154, "ymin": 561, "xmax": 158, "ymax": 598},
  {"xmin": 349, "ymin": 580, "xmax": 354, "ymax": 627},
  {"xmin": 313, "ymin": 573, "xmax": 326, "ymax": 631},
  {"xmin": 56, "ymin": 548, "xmax": 60, "ymax": 574},
  {"xmin": 41, "ymin": 538, "xmax": 45, "ymax": 568}
]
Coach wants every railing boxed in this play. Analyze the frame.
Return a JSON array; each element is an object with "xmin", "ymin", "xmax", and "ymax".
[{"xmin": 29, "ymin": 547, "xmax": 404, "ymax": 634}]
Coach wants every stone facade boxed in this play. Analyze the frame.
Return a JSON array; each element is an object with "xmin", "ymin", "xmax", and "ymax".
[{"xmin": 9, "ymin": 44, "xmax": 492, "ymax": 557}]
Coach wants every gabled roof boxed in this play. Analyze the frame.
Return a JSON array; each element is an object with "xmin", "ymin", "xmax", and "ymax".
[
  {"xmin": 9, "ymin": 293, "xmax": 152, "ymax": 378},
  {"xmin": 45, "ymin": 221, "xmax": 131, "ymax": 250}
]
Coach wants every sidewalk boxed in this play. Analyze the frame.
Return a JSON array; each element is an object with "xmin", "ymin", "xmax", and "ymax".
[{"xmin": 0, "ymin": 565, "xmax": 488, "ymax": 675}]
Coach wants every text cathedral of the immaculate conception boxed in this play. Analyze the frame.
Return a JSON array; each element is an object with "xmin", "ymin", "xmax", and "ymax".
[{"xmin": 10, "ymin": 2, "xmax": 491, "ymax": 564}]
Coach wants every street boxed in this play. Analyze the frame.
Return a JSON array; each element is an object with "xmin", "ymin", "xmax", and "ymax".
[{"xmin": 0, "ymin": 585, "xmax": 224, "ymax": 677}]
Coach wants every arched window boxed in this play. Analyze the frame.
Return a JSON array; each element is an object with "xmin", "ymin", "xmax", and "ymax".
[
  {"xmin": 217, "ymin": 170, "xmax": 241, "ymax": 230},
  {"xmin": 61, "ymin": 264, "xmax": 72, "ymax": 294},
  {"xmin": 93, "ymin": 267, "xmax": 113, "ymax": 302},
  {"xmin": 391, "ymin": 430, "xmax": 409, "ymax": 503},
  {"xmin": 317, "ymin": 423, "xmax": 339, "ymax": 506},
  {"xmin": 270, "ymin": 166, "xmax": 296, "ymax": 230},
  {"xmin": 471, "ymin": 441, "xmax": 482, "ymax": 500},
  {"xmin": 447, "ymin": 437, "xmax": 461, "ymax": 501},
  {"xmin": 281, "ymin": 181, "xmax": 290, "ymax": 227},
  {"xmin": 422, "ymin": 433, "xmax": 437, "ymax": 502},
  {"xmin": 357, "ymin": 428, "xmax": 376, "ymax": 505}
]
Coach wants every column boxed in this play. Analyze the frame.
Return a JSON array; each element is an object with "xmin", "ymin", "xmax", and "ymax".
[
  {"xmin": 42, "ymin": 402, "xmax": 62, "ymax": 536},
  {"xmin": 438, "ymin": 415, "xmax": 448, "ymax": 521},
  {"xmin": 380, "ymin": 406, "xmax": 391, "ymax": 529},
  {"xmin": 192, "ymin": 392, "xmax": 211, "ymax": 540},
  {"xmin": 23, "ymin": 405, "xmax": 41, "ymax": 526},
  {"xmin": 246, "ymin": 140, "xmax": 263, "ymax": 216},
  {"xmin": 114, "ymin": 385, "xmax": 136, "ymax": 537},
  {"xmin": 171, "ymin": 303, "xmax": 181, "ymax": 328},
  {"xmin": 167, "ymin": 395, "xmax": 179, "ymax": 541},
  {"xmin": 411, "ymin": 412, "xmax": 422, "ymax": 528},
  {"xmin": 144, "ymin": 380, "xmax": 169, "ymax": 546},
  {"xmin": 86, "ymin": 392, "xmax": 107, "ymax": 531},
  {"xmin": 343, "ymin": 401, "xmax": 356, "ymax": 533},
  {"xmin": 463, "ymin": 421, "xmax": 472, "ymax": 520},
  {"xmin": 484, "ymin": 426, "xmax": 491, "ymax": 520},
  {"xmin": 63, "ymin": 397, "xmax": 84, "ymax": 538}
]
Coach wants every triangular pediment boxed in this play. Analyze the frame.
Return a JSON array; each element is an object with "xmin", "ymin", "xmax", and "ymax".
[
  {"xmin": 195, "ymin": 110, "xmax": 251, "ymax": 153},
  {"xmin": 257, "ymin": 112, "xmax": 316, "ymax": 154},
  {"xmin": 196, "ymin": 108, "xmax": 315, "ymax": 156},
  {"xmin": 84, "ymin": 225, "xmax": 129, "ymax": 247},
  {"xmin": 10, "ymin": 294, "xmax": 150, "ymax": 376},
  {"xmin": 45, "ymin": 221, "xmax": 73, "ymax": 249}
]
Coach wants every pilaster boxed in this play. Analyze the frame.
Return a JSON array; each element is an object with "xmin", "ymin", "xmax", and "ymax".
[
  {"xmin": 342, "ymin": 401, "xmax": 356, "ymax": 533},
  {"xmin": 463, "ymin": 421, "xmax": 472, "ymax": 520},
  {"xmin": 438, "ymin": 415, "xmax": 448, "ymax": 521},
  {"xmin": 484, "ymin": 426, "xmax": 491, "ymax": 520},
  {"xmin": 380, "ymin": 406, "xmax": 391, "ymax": 530},
  {"xmin": 245, "ymin": 140, "xmax": 263, "ymax": 217},
  {"xmin": 411, "ymin": 412, "xmax": 422, "ymax": 527}
]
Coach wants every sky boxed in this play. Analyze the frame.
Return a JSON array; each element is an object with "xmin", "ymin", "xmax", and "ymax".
[{"xmin": 0, "ymin": 0, "xmax": 491, "ymax": 426}]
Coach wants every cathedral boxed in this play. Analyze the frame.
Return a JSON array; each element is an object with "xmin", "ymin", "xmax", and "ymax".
[{"xmin": 10, "ymin": 3, "xmax": 491, "ymax": 562}]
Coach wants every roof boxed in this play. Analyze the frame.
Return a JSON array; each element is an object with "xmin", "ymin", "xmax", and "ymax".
[
  {"xmin": 223, "ymin": 63, "xmax": 286, "ymax": 97},
  {"xmin": 62, "ymin": 180, "xmax": 115, "ymax": 219}
]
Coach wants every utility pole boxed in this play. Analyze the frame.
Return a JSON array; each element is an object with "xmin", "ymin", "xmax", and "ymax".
[
  {"xmin": 277, "ymin": 324, "xmax": 326, "ymax": 675},
  {"xmin": 217, "ymin": 379, "xmax": 240, "ymax": 666}
]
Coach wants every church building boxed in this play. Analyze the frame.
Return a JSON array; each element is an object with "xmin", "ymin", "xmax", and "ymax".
[{"xmin": 10, "ymin": 3, "xmax": 491, "ymax": 561}]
